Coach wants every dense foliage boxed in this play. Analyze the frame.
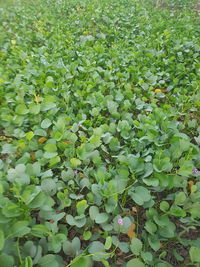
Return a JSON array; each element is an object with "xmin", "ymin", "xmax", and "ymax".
[{"xmin": 0, "ymin": 0, "xmax": 200, "ymax": 266}]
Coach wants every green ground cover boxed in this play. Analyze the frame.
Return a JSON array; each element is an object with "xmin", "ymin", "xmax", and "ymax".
[{"xmin": 0, "ymin": 0, "xmax": 200, "ymax": 266}]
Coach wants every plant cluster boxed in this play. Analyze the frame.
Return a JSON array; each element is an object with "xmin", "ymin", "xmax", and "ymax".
[{"xmin": 0, "ymin": 0, "xmax": 200, "ymax": 266}]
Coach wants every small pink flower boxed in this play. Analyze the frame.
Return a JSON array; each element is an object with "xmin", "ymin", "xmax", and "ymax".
[
  {"xmin": 118, "ymin": 218, "xmax": 123, "ymax": 225},
  {"xmin": 73, "ymin": 170, "xmax": 78, "ymax": 175},
  {"xmin": 193, "ymin": 168, "xmax": 199, "ymax": 175}
]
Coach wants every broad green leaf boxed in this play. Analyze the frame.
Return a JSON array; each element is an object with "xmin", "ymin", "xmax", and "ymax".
[
  {"xmin": 44, "ymin": 143, "xmax": 57, "ymax": 152},
  {"xmin": 95, "ymin": 213, "xmax": 109, "ymax": 224},
  {"xmin": 145, "ymin": 221, "xmax": 157, "ymax": 235},
  {"xmin": 175, "ymin": 192, "xmax": 186, "ymax": 206},
  {"xmin": 70, "ymin": 158, "xmax": 81, "ymax": 168},
  {"xmin": 160, "ymin": 201, "xmax": 170, "ymax": 212},
  {"xmin": 189, "ymin": 246, "xmax": 200, "ymax": 263},
  {"xmin": 38, "ymin": 254, "xmax": 58, "ymax": 267},
  {"xmin": 71, "ymin": 256, "xmax": 92, "ymax": 267},
  {"xmin": 126, "ymin": 258, "xmax": 145, "ymax": 267},
  {"xmin": 89, "ymin": 206, "xmax": 99, "ymax": 220},
  {"xmin": 130, "ymin": 238, "xmax": 143, "ymax": 255},
  {"xmin": 41, "ymin": 119, "xmax": 52, "ymax": 129},
  {"xmin": 10, "ymin": 221, "xmax": 30, "ymax": 237},
  {"xmin": 88, "ymin": 241, "xmax": 109, "ymax": 261},
  {"xmin": 0, "ymin": 253, "xmax": 14, "ymax": 267}
]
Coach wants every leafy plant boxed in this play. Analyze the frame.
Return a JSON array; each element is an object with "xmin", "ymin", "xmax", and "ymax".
[{"xmin": 0, "ymin": 0, "xmax": 199, "ymax": 265}]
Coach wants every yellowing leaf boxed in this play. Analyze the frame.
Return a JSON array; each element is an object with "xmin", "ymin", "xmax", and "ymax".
[
  {"xmin": 0, "ymin": 78, "xmax": 5, "ymax": 84},
  {"xmin": 26, "ymin": 131, "xmax": 34, "ymax": 141},
  {"xmin": 154, "ymin": 89, "xmax": 162, "ymax": 93},
  {"xmin": 11, "ymin": 40, "xmax": 16, "ymax": 45},
  {"xmin": 154, "ymin": 89, "xmax": 166, "ymax": 93},
  {"xmin": 60, "ymin": 140, "xmax": 72, "ymax": 144},
  {"xmin": 18, "ymin": 141, "xmax": 26, "ymax": 149},
  {"xmin": 38, "ymin": 137, "xmax": 47, "ymax": 144},
  {"xmin": 34, "ymin": 94, "xmax": 41, "ymax": 103}
]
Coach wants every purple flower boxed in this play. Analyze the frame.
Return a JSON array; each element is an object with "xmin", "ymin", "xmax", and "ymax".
[
  {"xmin": 193, "ymin": 168, "xmax": 199, "ymax": 175},
  {"xmin": 73, "ymin": 170, "xmax": 78, "ymax": 175},
  {"xmin": 117, "ymin": 218, "xmax": 123, "ymax": 225}
]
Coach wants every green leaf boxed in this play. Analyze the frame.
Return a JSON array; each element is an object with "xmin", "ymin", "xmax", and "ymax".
[
  {"xmin": 158, "ymin": 221, "xmax": 176, "ymax": 238},
  {"xmin": 45, "ymin": 76, "xmax": 54, "ymax": 88},
  {"xmin": 44, "ymin": 143, "xmax": 57, "ymax": 152},
  {"xmin": 15, "ymin": 104, "xmax": 29, "ymax": 115},
  {"xmin": 189, "ymin": 203, "xmax": 200, "ymax": 218},
  {"xmin": 155, "ymin": 262, "xmax": 173, "ymax": 267},
  {"xmin": 109, "ymin": 137, "xmax": 120, "ymax": 151},
  {"xmin": 126, "ymin": 258, "xmax": 145, "ymax": 267},
  {"xmin": 41, "ymin": 178, "xmax": 56, "ymax": 195},
  {"xmin": 89, "ymin": 206, "xmax": 99, "ymax": 220},
  {"xmin": 153, "ymin": 156, "xmax": 172, "ymax": 172},
  {"xmin": 31, "ymin": 224, "xmax": 49, "ymax": 238},
  {"xmin": 66, "ymin": 215, "xmax": 86, "ymax": 228},
  {"xmin": 71, "ymin": 237, "xmax": 81, "ymax": 252},
  {"xmin": 178, "ymin": 165, "xmax": 193, "ymax": 176},
  {"xmin": 38, "ymin": 254, "xmax": 58, "ymax": 267},
  {"xmin": 41, "ymin": 119, "xmax": 52, "ymax": 129},
  {"xmin": 71, "ymin": 256, "xmax": 92, "ymax": 267},
  {"xmin": 130, "ymin": 238, "xmax": 143, "ymax": 255},
  {"xmin": 169, "ymin": 205, "xmax": 186, "ymax": 217},
  {"xmin": 88, "ymin": 241, "xmax": 108, "ymax": 261},
  {"xmin": 83, "ymin": 231, "xmax": 92, "ymax": 241},
  {"xmin": 90, "ymin": 135, "xmax": 102, "ymax": 148},
  {"xmin": 0, "ymin": 229, "xmax": 4, "ymax": 250},
  {"xmin": 144, "ymin": 221, "xmax": 157, "ymax": 235},
  {"xmin": 0, "ymin": 253, "xmax": 14, "ymax": 267},
  {"xmin": 148, "ymin": 236, "xmax": 160, "ymax": 251},
  {"xmin": 129, "ymin": 186, "xmax": 151, "ymax": 206},
  {"xmin": 189, "ymin": 246, "xmax": 200, "ymax": 263},
  {"xmin": 49, "ymin": 156, "xmax": 60, "ymax": 166},
  {"xmin": 141, "ymin": 251, "xmax": 153, "ymax": 262},
  {"xmin": 70, "ymin": 158, "xmax": 81, "ymax": 168},
  {"xmin": 10, "ymin": 220, "xmax": 30, "ymax": 237},
  {"xmin": 104, "ymin": 236, "xmax": 112, "ymax": 250},
  {"xmin": 160, "ymin": 201, "xmax": 170, "ymax": 212},
  {"xmin": 20, "ymin": 256, "xmax": 33, "ymax": 267},
  {"xmin": 95, "ymin": 213, "xmax": 109, "ymax": 224},
  {"xmin": 29, "ymin": 103, "xmax": 40, "ymax": 114},
  {"xmin": 175, "ymin": 192, "xmax": 186, "ymax": 206}
]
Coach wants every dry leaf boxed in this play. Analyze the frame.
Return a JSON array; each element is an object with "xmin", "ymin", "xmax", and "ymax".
[
  {"xmin": 127, "ymin": 223, "xmax": 137, "ymax": 238},
  {"xmin": 132, "ymin": 207, "xmax": 137, "ymax": 213},
  {"xmin": 60, "ymin": 140, "xmax": 73, "ymax": 144},
  {"xmin": 38, "ymin": 137, "xmax": 47, "ymax": 144},
  {"xmin": 30, "ymin": 152, "xmax": 35, "ymax": 161},
  {"xmin": 188, "ymin": 180, "xmax": 194, "ymax": 193}
]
